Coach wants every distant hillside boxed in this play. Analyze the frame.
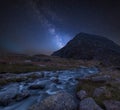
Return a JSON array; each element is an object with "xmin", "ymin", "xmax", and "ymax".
[{"xmin": 52, "ymin": 33, "xmax": 120, "ymax": 66}]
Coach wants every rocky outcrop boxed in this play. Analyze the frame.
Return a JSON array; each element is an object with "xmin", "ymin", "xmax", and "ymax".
[
  {"xmin": 103, "ymin": 100, "xmax": 120, "ymax": 110},
  {"xmin": 0, "ymin": 84, "xmax": 30, "ymax": 106},
  {"xmin": 30, "ymin": 91, "xmax": 77, "ymax": 110},
  {"xmin": 93, "ymin": 86, "xmax": 108, "ymax": 97},
  {"xmin": 77, "ymin": 90, "xmax": 87, "ymax": 100},
  {"xmin": 28, "ymin": 84, "xmax": 45, "ymax": 90},
  {"xmin": 28, "ymin": 79, "xmax": 49, "ymax": 90},
  {"xmin": 79, "ymin": 97, "xmax": 103, "ymax": 110},
  {"xmin": 50, "ymin": 77, "xmax": 59, "ymax": 83}
]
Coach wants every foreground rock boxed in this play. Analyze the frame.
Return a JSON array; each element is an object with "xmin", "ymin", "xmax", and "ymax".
[
  {"xmin": 30, "ymin": 91, "xmax": 77, "ymax": 110},
  {"xmin": 79, "ymin": 97, "xmax": 103, "ymax": 110},
  {"xmin": 28, "ymin": 80, "xmax": 49, "ymax": 90},
  {"xmin": 93, "ymin": 86, "xmax": 109, "ymax": 97},
  {"xmin": 28, "ymin": 84, "xmax": 45, "ymax": 90},
  {"xmin": 77, "ymin": 90, "xmax": 87, "ymax": 100},
  {"xmin": 50, "ymin": 77, "xmax": 59, "ymax": 83},
  {"xmin": 103, "ymin": 100, "xmax": 120, "ymax": 110},
  {"xmin": 0, "ymin": 84, "xmax": 30, "ymax": 106}
]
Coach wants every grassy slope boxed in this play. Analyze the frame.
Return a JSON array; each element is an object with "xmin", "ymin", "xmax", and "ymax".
[
  {"xmin": 76, "ymin": 67, "xmax": 120, "ymax": 108},
  {"xmin": 0, "ymin": 54, "xmax": 120, "ymax": 109},
  {"xmin": 0, "ymin": 54, "xmax": 99, "ymax": 73}
]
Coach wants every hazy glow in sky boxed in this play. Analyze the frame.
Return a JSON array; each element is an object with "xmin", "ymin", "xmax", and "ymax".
[
  {"xmin": 30, "ymin": 0, "xmax": 68, "ymax": 49},
  {"xmin": 48, "ymin": 28, "xmax": 64, "ymax": 48}
]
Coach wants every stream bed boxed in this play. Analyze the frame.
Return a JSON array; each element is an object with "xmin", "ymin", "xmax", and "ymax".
[{"xmin": 0, "ymin": 66, "xmax": 100, "ymax": 110}]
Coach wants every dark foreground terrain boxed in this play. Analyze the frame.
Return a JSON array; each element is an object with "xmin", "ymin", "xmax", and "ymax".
[{"xmin": 0, "ymin": 54, "xmax": 120, "ymax": 110}]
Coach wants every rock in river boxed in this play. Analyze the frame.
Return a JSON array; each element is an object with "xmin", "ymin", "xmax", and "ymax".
[
  {"xmin": 77, "ymin": 90, "xmax": 87, "ymax": 100},
  {"xmin": 0, "ymin": 84, "xmax": 30, "ymax": 106},
  {"xmin": 30, "ymin": 91, "xmax": 77, "ymax": 110},
  {"xmin": 79, "ymin": 97, "xmax": 103, "ymax": 110},
  {"xmin": 28, "ymin": 84, "xmax": 45, "ymax": 90}
]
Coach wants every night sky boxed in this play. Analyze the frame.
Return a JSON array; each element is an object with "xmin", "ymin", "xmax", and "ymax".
[{"xmin": 0, "ymin": 0, "xmax": 120, "ymax": 55}]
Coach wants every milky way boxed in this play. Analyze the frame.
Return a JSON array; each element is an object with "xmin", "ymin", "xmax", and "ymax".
[
  {"xmin": 0, "ymin": 0, "xmax": 120, "ymax": 54},
  {"xmin": 29, "ymin": 0, "xmax": 66, "ymax": 48}
]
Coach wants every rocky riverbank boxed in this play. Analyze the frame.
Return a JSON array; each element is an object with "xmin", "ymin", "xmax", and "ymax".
[{"xmin": 0, "ymin": 66, "xmax": 120, "ymax": 110}]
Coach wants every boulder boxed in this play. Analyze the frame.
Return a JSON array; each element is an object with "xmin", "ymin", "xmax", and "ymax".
[
  {"xmin": 14, "ymin": 90, "xmax": 30, "ymax": 101},
  {"xmin": 50, "ymin": 77, "xmax": 59, "ymax": 83},
  {"xmin": 27, "ymin": 72, "xmax": 44, "ymax": 79},
  {"xmin": 77, "ymin": 90, "xmax": 87, "ymax": 100},
  {"xmin": 103, "ymin": 100, "xmax": 120, "ymax": 110},
  {"xmin": 93, "ymin": 86, "xmax": 108, "ymax": 97},
  {"xmin": 28, "ymin": 84, "xmax": 45, "ymax": 90},
  {"xmin": 31, "ymin": 91, "xmax": 77, "ymax": 110},
  {"xmin": 79, "ymin": 97, "xmax": 103, "ymax": 110},
  {"xmin": 0, "ymin": 85, "xmax": 18, "ymax": 106},
  {"xmin": 29, "ymin": 80, "xmax": 49, "ymax": 90},
  {"xmin": 91, "ymin": 75, "xmax": 112, "ymax": 83},
  {"xmin": 0, "ymin": 84, "xmax": 30, "ymax": 106}
]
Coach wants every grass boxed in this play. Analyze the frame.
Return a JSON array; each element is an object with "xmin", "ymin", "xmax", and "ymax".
[
  {"xmin": 0, "ymin": 71, "xmax": 44, "ymax": 86},
  {"xmin": 0, "ymin": 64, "xmax": 42, "ymax": 73},
  {"xmin": 0, "ymin": 63, "xmax": 79, "ymax": 73},
  {"xmin": 0, "ymin": 56, "xmax": 100, "ymax": 73},
  {"xmin": 76, "ymin": 80, "xmax": 104, "ymax": 95},
  {"xmin": 76, "ymin": 79, "xmax": 120, "ymax": 108}
]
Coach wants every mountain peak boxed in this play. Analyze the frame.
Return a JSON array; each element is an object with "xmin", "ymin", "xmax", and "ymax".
[{"xmin": 52, "ymin": 33, "xmax": 120, "ymax": 66}]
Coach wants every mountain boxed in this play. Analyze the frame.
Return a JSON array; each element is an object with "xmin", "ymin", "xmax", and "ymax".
[{"xmin": 52, "ymin": 33, "xmax": 120, "ymax": 66}]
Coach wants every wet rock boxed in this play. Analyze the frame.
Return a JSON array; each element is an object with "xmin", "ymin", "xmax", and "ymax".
[
  {"xmin": 14, "ymin": 90, "xmax": 30, "ymax": 101},
  {"xmin": 93, "ymin": 86, "xmax": 108, "ymax": 97},
  {"xmin": 29, "ymin": 84, "xmax": 45, "ymax": 90},
  {"xmin": 77, "ymin": 90, "xmax": 87, "ymax": 100},
  {"xmin": 31, "ymin": 91, "xmax": 77, "ymax": 110},
  {"xmin": 91, "ymin": 75, "xmax": 112, "ymax": 83},
  {"xmin": 37, "ymin": 93, "xmax": 49, "ymax": 103},
  {"xmin": 79, "ymin": 97, "xmax": 103, "ymax": 110},
  {"xmin": 29, "ymin": 80, "xmax": 49, "ymax": 90},
  {"xmin": 75, "ymin": 77, "xmax": 91, "ymax": 81},
  {"xmin": 0, "ymin": 85, "xmax": 18, "ymax": 106},
  {"xmin": 0, "ymin": 84, "xmax": 30, "ymax": 106},
  {"xmin": 46, "ymin": 88, "xmax": 60, "ymax": 95},
  {"xmin": 50, "ymin": 77, "xmax": 59, "ymax": 83},
  {"xmin": 27, "ymin": 72, "xmax": 44, "ymax": 79},
  {"xmin": 103, "ymin": 100, "xmax": 120, "ymax": 110},
  {"xmin": 43, "ymin": 72, "xmax": 58, "ymax": 77}
]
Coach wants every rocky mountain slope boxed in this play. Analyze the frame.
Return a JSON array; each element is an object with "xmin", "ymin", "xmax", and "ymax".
[{"xmin": 52, "ymin": 33, "xmax": 120, "ymax": 66}]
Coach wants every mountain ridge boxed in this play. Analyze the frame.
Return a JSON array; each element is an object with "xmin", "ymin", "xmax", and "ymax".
[{"xmin": 52, "ymin": 33, "xmax": 120, "ymax": 66}]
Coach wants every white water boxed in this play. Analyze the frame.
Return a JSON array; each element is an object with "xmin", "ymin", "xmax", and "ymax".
[{"xmin": 0, "ymin": 66, "xmax": 100, "ymax": 110}]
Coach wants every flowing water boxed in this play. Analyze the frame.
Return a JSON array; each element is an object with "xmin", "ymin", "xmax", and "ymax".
[{"xmin": 0, "ymin": 66, "xmax": 100, "ymax": 110}]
